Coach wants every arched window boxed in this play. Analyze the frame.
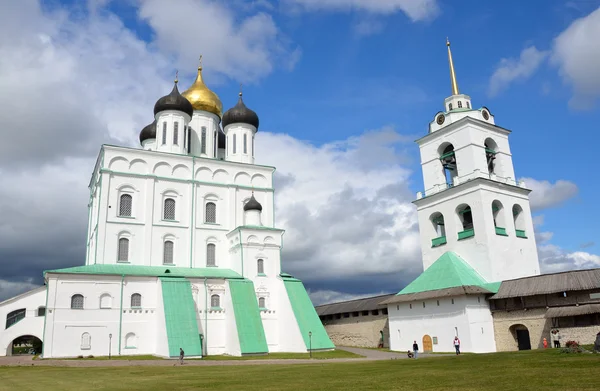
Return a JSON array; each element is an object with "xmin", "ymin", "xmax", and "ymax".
[
  {"xmin": 257, "ymin": 259, "xmax": 265, "ymax": 274},
  {"xmin": 258, "ymin": 297, "xmax": 266, "ymax": 309},
  {"xmin": 37, "ymin": 307, "xmax": 46, "ymax": 317},
  {"xmin": 466, "ymin": 101, "xmax": 470, "ymax": 109},
  {"xmin": 125, "ymin": 333, "xmax": 137, "ymax": 348},
  {"xmin": 201, "ymin": 127, "xmax": 207, "ymax": 154},
  {"xmin": 439, "ymin": 143, "xmax": 458, "ymax": 185},
  {"xmin": 81, "ymin": 333, "xmax": 91, "ymax": 350},
  {"xmin": 162, "ymin": 122, "xmax": 167, "ymax": 145},
  {"xmin": 457, "ymin": 204, "xmax": 474, "ymax": 239},
  {"xmin": 207, "ymin": 243, "xmax": 216, "ymax": 266},
  {"xmin": 100, "ymin": 294, "xmax": 112, "ymax": 309},
  {"xmin": 164, "ymin": 240, "xmax": 174, "ymax": 264},
  {"xmin": 211, "ymin": 294, "xmax": 220, "ymax": 308},
  {"xmin": 492, "ymin": 201, "xmax": 507, "ymax": 236},
  {"xmin": 205, "ymin": 202, "xmax": 216, "ymax": 223},
  {"xmin": 458, "ymin": 101, "xmax": 463, "ymax": 108},
  {"xmin": 164, "ymin": 198, "xmax": 176, "ymax": 220},
  {"xmin": 233, "ymin": 134, "xmax": 237, "ymax": 154},
  {"xmin": 430, "ymin": 212, "xmax": 446, "ymax": 247},
  {"xmin": 71, "ymin": 294, "xmax": 84, "ymax": 309},
  {"xmin": 119, "ymin": 194, "xmax": 132, "ymax": 217},
  {"xmin": 243, "ymin": 134, "xmax": 247, "ymax": 154},
  {"xmin": 513, "ymin": 205, "xmax": 527, "ymax": 238},
  {"xmin": 6, "ymin": 308, "xmax": 26, "ymax": 328},
  {"xmin": 448, "ymin": 103, "xmax": 453, "ymax": 111},
  {"xmin": 252, "ymin": 135, "xmax": 255, "ymax": 157},
  {"xmin": 118, "ymin": 238, "xmax": 129, "ymax": 262},
  {"xmin": 484, "ymin": 138, "xmax": 498, "ymax": 175},
  {"xmin": 131, "ymin": 293, "xmax": 142, "ymax": 308}
]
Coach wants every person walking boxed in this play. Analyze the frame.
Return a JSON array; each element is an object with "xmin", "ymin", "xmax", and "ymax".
[
  {"xmin": 412, "ymin": 340, "xmax": 419, "ymax": 359},
  {"xmin": 179, "ymin": 347, "xmax": 185, "ymax": 365},
  {"xmin": 378, "ymin": 330, "xmax": 384, "ymax": 348},
  {"xmin": 453, "ymin": 336, "xmax": 461, "ymax": 355}
]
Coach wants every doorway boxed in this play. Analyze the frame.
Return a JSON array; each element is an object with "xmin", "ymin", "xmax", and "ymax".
[
  {"xmin": 9, "ymin": 335, "xmax": 43, "ymax": 356},
  {"xmin": 422, "ymin": 335, "xmax": 433, "ymax": 352},
  {"xmin": 509, "ymin": 324, "xmax": 531, "ymax": 351}
]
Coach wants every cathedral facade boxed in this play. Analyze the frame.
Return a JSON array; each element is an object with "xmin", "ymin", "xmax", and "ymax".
[{"xmin": 0, "ymin": 63, "xmax": 333, "ymax": 358}]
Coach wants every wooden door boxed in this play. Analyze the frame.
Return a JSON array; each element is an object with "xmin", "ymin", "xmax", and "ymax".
[{"xmin": 422, "ymin": 335, "xmax": 433, "ymax": 352}]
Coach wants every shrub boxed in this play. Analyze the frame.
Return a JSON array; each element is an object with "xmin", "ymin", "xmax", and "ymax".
[
  {"xmin": 565, "ymin": 341, "xmax": 579, "ymax": 348},
  {"xmin": 87, "ymin": 355, "xmax": 94, "ymax": 359},
  {"xmin": 77, "ymin": 355, "xmax": 84, "ymax": 359}
]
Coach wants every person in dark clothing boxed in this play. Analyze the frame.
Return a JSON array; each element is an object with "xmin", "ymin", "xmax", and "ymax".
[
  {"xmin": 594, "ymin": 332, "xmax": 600, "ymax": 353},
  {"xmin": 412, "ymin": 341, "xmax": 419, "ymax": 359},
  {"xmin": 179, "ymin": 348, "xmax": 185, "ymax": 365}
]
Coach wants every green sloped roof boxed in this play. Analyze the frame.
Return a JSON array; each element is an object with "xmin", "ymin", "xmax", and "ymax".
[
  {"xmin": 398, "ymin": 252, "xmax": 491, "ymax": 295},
  {"xmin": 44, "ymin": 264, "xmax": 243, "ymax": 279}
]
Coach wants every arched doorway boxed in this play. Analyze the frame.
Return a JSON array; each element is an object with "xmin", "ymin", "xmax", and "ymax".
[
  {"xmin": 509, "ymin": 324, "xmax": 531, "ymax": 351},
  {"xmin": 9, "ymin": 335, "xmax": 43, "ymax": 356},
  {"xmin": 422, "ymin": 335, "xmax": 433, "ymax": 352}
]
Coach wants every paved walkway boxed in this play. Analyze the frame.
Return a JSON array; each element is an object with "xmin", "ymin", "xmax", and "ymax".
[{"xmin": 0, "ymin": 347, "xmax": 424, "ymax": 368}]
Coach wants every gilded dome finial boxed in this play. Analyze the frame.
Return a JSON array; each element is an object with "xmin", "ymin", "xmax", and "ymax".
[
  {"xmin": 175, "ymin": 70, "xmax": 178, "ymax": 84},
  {"xmin": 446, "ymin": 37, "xmax": 460, "ymax": 95}
]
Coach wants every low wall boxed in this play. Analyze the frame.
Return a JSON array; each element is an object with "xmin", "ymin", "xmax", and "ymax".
[{"xmin": 322, "ymin": 316, "xmax": 388, "ymax": 348}]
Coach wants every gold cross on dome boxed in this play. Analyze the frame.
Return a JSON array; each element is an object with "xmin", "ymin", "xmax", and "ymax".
[{"xmin": 199, "ymin": 54, "xmax": 203, "ymax": 68}]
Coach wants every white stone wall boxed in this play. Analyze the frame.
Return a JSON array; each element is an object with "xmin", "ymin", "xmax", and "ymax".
[
  {"xmin": 322, "ymin": 315, "xmax": 388, "ymax": 348},
  {"xmin": 388, "ymin": 295, "xmax": 496, "ymax": 353},
  {"xmin": 0, "ymin": 287, "xmax": 46, "ymax": 356}
]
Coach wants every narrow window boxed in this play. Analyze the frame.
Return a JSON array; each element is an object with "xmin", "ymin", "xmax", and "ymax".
[
  {"xmin": 100, "ymin": 294, "xmax": 112, "ymax": 309},
  {"xmin": 162, "ymin": 122, "xmax": 167, "ymax": 145},
  {"xmin": 184, "ymin": 125, "xmax": 187, "ymax": 149},
  {"xmin": 396, "ymin": 305, "xmax": 399, "ymax": 311},
  {"xmin": 257, "ymin": 259, "xmax": 264, "ymax": 274},
  {"xmin": 423, "ymin": 302, "xmax": 426, "ymax": 308},
  {"xmin": 205, "ymin": 202, "xmax": 216, "ymax": 223},
  {"xmin": 207, "ymin": 243, "xmax": 216, "ymax": 266},
  {"xmin": 201, "ymin": 127, "xmax": 206, "ymax": 154},
  {"xmin": 213, "ymin": 130, "xmax": 217, "ymax": 157},
  {"xmin": 187, "ymin": 126, "xmax": 192, "ymax": 154},
  {"xmin": 118, "ymin": 238, "xmax": 129, "ymax": 262},
  {"xmin": 119, "ymin": 194, "xmax": 132, "ymax": 217},
  {"xmin": 252, "ymin": 136, "xmax": 255, "ymax": 157},
  {"xmin": 409, "ymin": 304, "xmax": 412, "ymax": 309},
  {"xmin": 485, "ymin": 138, "xmax": 498, "ymax": 174},
  {"xmin": 437, "ymin": 300, "xmax": 440, "ymax": 306},
  {"xmin": 164, "ymin": 240, "xmax": 174, "ymax": 264},
  {"xmin": 258, "ymin": 297, "xmax": 266, "ymax": 309},
  {"xmin": 125, "ymin": 333, "xmax": 136, "ymax": 348},
  {"xmin": 448, "ymin": 103, "xmax": 453, "ymax": 111},
  {"xmin": 458, "ymin": 101, "xmax": 463, "ymax": 108},
  {"xmin": 6, "ymin": 309, "xmax": 26, "ymax": 328},
  {"xmin": 164, "ymin": 198, "xmax": 176, "ymax": 220},
  {"xmin": 440, "ymin": 144, "xmax": 458, "ymax": 185},
  {"xmin": 81, "ymin": 333, "xmax": 91, "ymax": 350},
  {"xmin": 478, "ymin": 296, "xmax": 481, "ymax": 303},
  {"xmin": 466, "ymin": 101, "xmax": 470, "ymax": 109},
  {"xmin": 513, "ymin": 205, "xmax": 526, "ymax": 238},
  {"xmin": 71, "ymin": 294, "xmax": 84, "ymax": 309},
  {"xmin": 37, "ymin": 307, "xmax": 46, "ymax": 317},
  {"xmin": 211, "ymin": 294, "xmax": 220, "ymax": 308},
  {"xmin": 173, "ymin": 122, "xmax": 179, "ymax": 145},
  {"xmin": 131, "ymin": 293, "xmax": 142, "ymax": 308},
  {"xmin": 458, "ymin": 205, "xmax": 474, "ymax": 231},
  {"xmin": 233, "ymin": 134, "xmax": 237, "ymax": 154},
  {"xmin": 451, "ymin": 298, "xmax": 455, "ymax": 304},
  {"xmin": 243, "ymin": 134, "xmax": 247, "ymax": 154}
]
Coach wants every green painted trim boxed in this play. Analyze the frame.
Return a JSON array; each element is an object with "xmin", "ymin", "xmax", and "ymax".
[
  {"xmin": 41, "ymin": 282, "xmax": 49, "ymax": 358},
  {"xmin": 210, "ymin": 307, "xmax": 223, "ymax": 311},
  {"xmin": 118, "ymin": 274, "xmax": 124, "ymax": 355},
  {"xmin": 239, "ymin": 230, "xmax": 244, "ymax": 277},
  {"xmin": 257, "ymin": 273, "xmax": 267, "ymax": 277},
  {"xmin": 117, "ymin": 261, "xmax": 131, "ymax": 264},
  {"xmin": 231, "ymin": 225, "xmax": 285, "ymax": 233},
  {"xmin": 124, "ymin": 346, "xmax": 136, "ymax": 349},
  {"xmin": 458, "ymin": 229, "xmax": 475, "ymax": 240},
  {"xmin": 258, "ymin": 307, "xmax": 268, "ymax": 311},
  {"xmin": 495, "ymin": 227, "xmax": 508, "ymax": 236},
  {"xmin": 117, "ymin": 215, "xmax": 136, "ymax": 219},
  {"xmin": 516, "ymin": 229, "xmax": 527, "ymax": 238},
  {"xmin": 45, "ymin": 264, "xmax": 244, "ymax": 279},
  {"xmin": 431, "ymin": 236, "xmax": 447, "ymax": 247},
  {"xmin": 99, "ymin": 168, "xmax": 274, "ymax": 192},
  {"xmin": 190, "ymin": 158, "xmax": 196, "ymax": 268}
]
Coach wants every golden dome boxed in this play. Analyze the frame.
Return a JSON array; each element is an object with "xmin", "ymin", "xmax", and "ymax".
[{"xmin": 181, "ymin": 65, "xmax": 223, "ymax": 118}]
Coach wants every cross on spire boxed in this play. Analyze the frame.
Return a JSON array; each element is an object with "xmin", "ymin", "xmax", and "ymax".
[
  {"xmin": 199, "ymin": 54, "xmax": 203, "ymax": 69},
  {"xmin": 175, "ymin": 70, "xmax": 178, "ymax": 84},
  {"xmin": 239, "ymin": 83, "xmax": 243, "ymax": 97}
]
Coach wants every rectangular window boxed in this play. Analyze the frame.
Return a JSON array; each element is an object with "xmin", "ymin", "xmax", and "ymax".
[
  {"xmin": 213, "ymin": 131, "xmax": 217, "ymax": 157},
  {"xmin": 371, "ymin": 310, "xmax": 379, "ymax": 316},
  {"xmin": 361, "ymin": 311, "xmax": 369, "ymax": 316},
  {"xmin": 243, "ymin": 134, "xmax": 247, "ymax": 154},
  {"xmin": 233, "ymin": 134, "xmax": 237, "ymax": 154},
  {"xmin": 252, "ymin": 136, "xmax": 255, "ymax": 157},
  {"xmin": 207, "ymin": 243, "xmax": 216, "ymax": 266},
  {"xmin": 201, "ymin": 127, "xmax": 206, "ymax": 154},
  {"xmin": 184, "ymin": 125, "xmax": 187, "ymax": 149},
  {"xmin": 173, "ymin": 122, "xmax": 179, "ymax": 145},
  {"xmin": 162, "ymin": 122, "xmax": 167, "ymax": 145}
]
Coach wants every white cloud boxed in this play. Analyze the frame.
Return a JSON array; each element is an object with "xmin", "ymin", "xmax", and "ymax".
[
  {"xmin": 551, "ymin": 6, "xmax": 600, "ymax": 109},
  {"xmin": 137, "ymin": 0, "xmax": 300, "ymax": 83},
  {"xmin": 520, "ymin": 177, "xmax": 578, "ymax": 211},
  {"xmin": 285, "ymin": 0, "xmax": 439, "ymax": 21},
  {"xmin": 488, "ymin": 46, "xmax": 549, "ymax": 97},
  {"xmin": 0, "ymin": 280, "xmax": 41, "ymax": 303},
  {"xmin": 308, "ymin": 289, "xmax": 387, "ymax": 306},
  {"xmin": 539, "ymin": 244, "xmax": 600, "ymax": 274}
]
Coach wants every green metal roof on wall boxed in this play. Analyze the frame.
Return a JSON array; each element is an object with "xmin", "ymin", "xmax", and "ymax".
[
  {"xmin": 397, "ymin": 251, "xmax": 492, "ymax": 295},
  {"xmin": 44, "ymin": 264, "xmax": 243, "ymax": 279}
]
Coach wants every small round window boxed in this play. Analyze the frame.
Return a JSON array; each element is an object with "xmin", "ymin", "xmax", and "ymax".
[
  {"xmin": 482, "ymin": 110, "xmax": 490, "ymax": 120},
  {"xmin": 436, "ymin": 114, "xmax": 445, "ymax": 125}
]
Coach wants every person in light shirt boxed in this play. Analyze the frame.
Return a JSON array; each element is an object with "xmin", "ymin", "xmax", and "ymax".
[{"xmin": 453, "ymin": 336, "xmax": 461, "ymax": 355}]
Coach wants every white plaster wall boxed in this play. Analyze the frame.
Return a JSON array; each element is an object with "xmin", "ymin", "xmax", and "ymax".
[
  {"xmin": 416, "ymin": 179, "xmax": 539, "ymax": 283},
  {"xmin": 224, "ymin": 280, "xmax": 241, "ymax": 356},
  {"xmin": 274, "ymin": 278, "xmax": 307, "ymax": 353},
  {"xmin": 387, "ymin": 295, "xmax": 495, "ymax": 353},
  {"xmin": 0, "ymin": 287, "xmax": 46, "ymax": 356}
]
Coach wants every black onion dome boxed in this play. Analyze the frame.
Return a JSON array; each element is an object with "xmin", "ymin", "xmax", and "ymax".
[
  {"xmin": 243, "ymin": 194, "xmax": 262, "ymax": 212},
  {"xmin": 139, "ymin": 120, "xmax": 157, "ymax": 144},
  {"xmin": 153, "ymin": 82, "xmax": 194, "ymax": 117},
  {"xmin": 222, "ymin": 93, "xmax": 259, "ymax": 130}
]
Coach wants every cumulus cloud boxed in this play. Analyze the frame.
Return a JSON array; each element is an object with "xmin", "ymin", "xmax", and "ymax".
[
  {"xmin": 0, "ymin": 279, "xmax": 41, "ymax": 304},
  {"xmin": 285, "ymin": 0, "xmax": 440, "ymax": 21},
  {"xmin": 520, "ymin": 177, "xmax": 578, "ymax": 211},
  {"xmin": 137, "ymin": 0, "xmax": 300, "ymax": 83},
  {"xmin": 551, "ymin": 6, "xmax": 600, "ymax": 109},
  {"xmin": 539, "ymin": 244, "xmax": 600, "ymax": 274},
  {"xmin": 308, "ymin": 289, "xmax": 388, "ymax": 306},
  {"xmin": 488, "ymin": 46, "xmax": 549, "ymax": 97}
]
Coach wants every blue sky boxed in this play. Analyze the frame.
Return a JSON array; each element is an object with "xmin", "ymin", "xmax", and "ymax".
[{"xmin": 0, "ymin": 0, "xmax": 599, "ymax": 304}]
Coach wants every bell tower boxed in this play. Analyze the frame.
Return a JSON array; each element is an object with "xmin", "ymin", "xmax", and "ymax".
[{"xmin": 413, "ymin": 39, "xmax": 540, "ymax": 283}]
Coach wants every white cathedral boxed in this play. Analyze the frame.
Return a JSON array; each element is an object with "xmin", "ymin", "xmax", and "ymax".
[
  {"xmin": 0, "ymin": 62, "xmax": 334, "ymax": 358},
  {"xmin": 382, "ymin": 40, "xmax": 540, "ymax": 353}
]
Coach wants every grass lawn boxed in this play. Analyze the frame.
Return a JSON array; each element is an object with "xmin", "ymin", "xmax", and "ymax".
[{"xmin": 1, "ymin": 349, "xmax": 599, "ymax": 390}]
